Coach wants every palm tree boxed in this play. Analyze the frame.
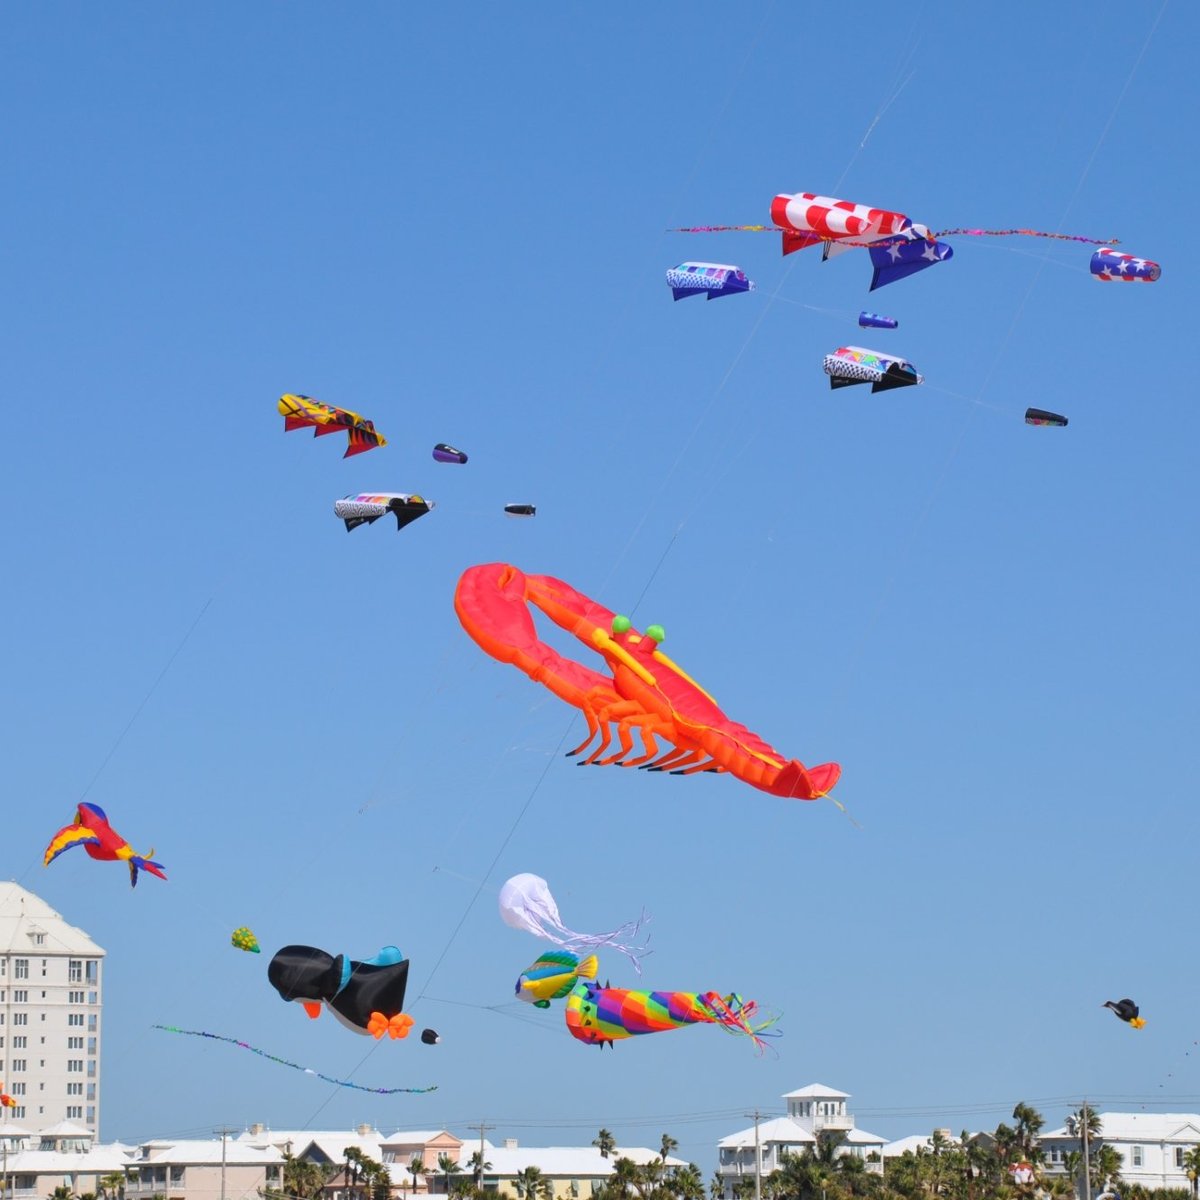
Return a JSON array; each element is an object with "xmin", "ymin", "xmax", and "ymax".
[
  {"xmin": 1011, "ymin": 1104, "xmax": 1045, "ymax": 1164},
  {"xmin": 1090, "ymin": 1146, "xmax": 1122, "ymax": 1195},
  {"xmin": 670, "ymin": 1166, "xmax": 706, "ymax": 1200},
  {"xmin": 466, "ymin": 1151, "xmax": 491, "ymax": 1190},
  {"xmin": 1183, "ymin": 1147, "xmax": 1200, "ymax": 1198},
  {"xmin": 409, "ymin": 1158, "xmax": 429, "ymax": 1197},
  {"xmin": 436, "ymin": 1155, "xmax": 462, "ymax": 1196},
  {"xmin": 610, "ymin": 1158, "xmax": 645, "ymax": 1200},
  {"xmin": 513, "ymin": 1168, "xmax": 552, "ymax": 1200},
  {"xmin": 660, "ymin": 1137, "xmax": 680, "ymax": 1165},
  {"xmin": 48, "ymin": 1188, "xmax": 74, "ymax": 1200},
  {"xmin": 99, "ymin": 1175, "xmax": 126, "ymax": 1200},
  {"xmin": 595, "ymin": 1131, "xmax": 618, "ymax": 1160}
]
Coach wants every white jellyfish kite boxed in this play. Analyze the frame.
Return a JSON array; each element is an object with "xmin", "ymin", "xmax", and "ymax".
[{"xmin": 498, "ymin": 873, "xmax": 650, "ymax": 974}]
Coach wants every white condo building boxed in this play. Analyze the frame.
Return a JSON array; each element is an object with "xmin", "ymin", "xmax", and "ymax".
[
  {"xmin": 0, "ymin": 883, "xmax": 104, "ymax": 1136},
  {"xmin": 716, "ymin": 1085, "xmax": 887, "ymax": 1197}
]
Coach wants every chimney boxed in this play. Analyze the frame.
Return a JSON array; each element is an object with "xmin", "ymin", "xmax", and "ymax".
[
  {"xmin": 250, "ymin": 1125, "xmax": 266, "ymax": 1137},
  {"xmin": 358, "ymin": 1124, "xmax": 375, "ymax": 1137},
  {"xmin": 935, "ymin": 1130, "xmax": 952, "ymax": 1140},
  {"xmin": 504, "ymin": 1140, "xmax": 518, "ymax": 1151}
]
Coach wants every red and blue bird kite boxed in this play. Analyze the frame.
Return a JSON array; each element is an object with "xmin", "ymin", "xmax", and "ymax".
[{"xmin": 43, "ymin": 802, "xmax": 166, "ymax": 888}]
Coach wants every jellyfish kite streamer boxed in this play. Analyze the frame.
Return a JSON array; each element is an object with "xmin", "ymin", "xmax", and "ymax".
[
  {"xmin": 499, "ymin": 873, "xmax": 650, "ymax": 973},
  {"xmin": 455, "ymin": 563, "xmax": 840, "ymax": 800}
]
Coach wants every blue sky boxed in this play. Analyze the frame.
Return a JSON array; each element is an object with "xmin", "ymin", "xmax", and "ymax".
[{"xmin": 2, "ymin": 0, "xmax": 1197, "ymax": 1172}]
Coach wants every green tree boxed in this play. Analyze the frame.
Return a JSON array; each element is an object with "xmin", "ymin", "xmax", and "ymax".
[
  {"xmin": 410, "ymin": 1157, "xmax": 429, "ymax": 1197},
  {"xmin": 513, "ymin": 1168, "xmax": 553, "ymax": 1200},
  {"xmin": 660, "ymin": 1138, "xmax": 680, "ymax": 1165},
  {"xmin": 1090, "ymin": 1145, "xmax": 1122, "ymax": 1194},
  {"xmin": 48, "ymin": 1188, "xmax": 75, "ymax": 1200},
  {"xmin": 595, "ymin": 1132, "xmax": 618, "ymax": 1161},
  {"xmin": 1183, "ymin": 1147, "xmax": 1200, "ymax": 1199},
  {"xmin": 611, "ymin": 1158, "xmax": 645, "ymax": 1200},
  {"xmin": 1011, "ymin": 1104, "xmax": 1045, "ymax": 1164},
  {"xmin": 436, "ymin": 1154, "xmax": 462, "ymax": 1196},
  {"xmin": 669, "ymin": 1166, "xmax": 706, "ymax": 1200},
  {"xmin": 99, "ymin": 1175, "xmax": 126, "ymax": 1200},
  {"xmin": 467, "ymin": 1151, "xmax": 492, "ymax": 1190}
]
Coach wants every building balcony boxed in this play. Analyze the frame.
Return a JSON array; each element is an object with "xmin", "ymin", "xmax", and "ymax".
[{"xmin": 812, "ymin": 1116, "xmax": 854, "ymax": 1133}]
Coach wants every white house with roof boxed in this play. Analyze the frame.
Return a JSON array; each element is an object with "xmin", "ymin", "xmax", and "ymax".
[
  {"xmin": 237, "ymin": 1124, "xmax": 466, "ymax": 1194},
  {"xmin": 715, "ymin": 1085, "xmax": 887, "ymax": 1197},
  {"xmin": 1041, "ymin": 1111, "xmax": 1200, "ymax": 1191},
  {"xmin": 477, "ymin": 1139, "xmax": 686, "ymax": 1200},
  {"xmin": 0, "ymin": 883, "xmax": 104, "ymax": 1136}
]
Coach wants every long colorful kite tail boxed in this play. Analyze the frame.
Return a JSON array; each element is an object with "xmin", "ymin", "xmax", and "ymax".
[
  {"xmin": 701, "ymin": 993, "xmax": 781, "ymax": 1055},
  {"xmin": 152, "ymin": 1025, "xmax": 436, "ymax": 1094},
  {"xmin": 668, "ymin": 225, "xmax": 1118, "ymax": 246}
]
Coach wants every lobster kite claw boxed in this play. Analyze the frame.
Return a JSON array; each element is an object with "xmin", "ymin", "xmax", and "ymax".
[{"xmin": 454, "ymin": 563, "xmax": 840, "ymax": 801}]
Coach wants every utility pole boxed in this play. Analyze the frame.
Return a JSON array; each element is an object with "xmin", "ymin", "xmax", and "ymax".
[
  {"xmin": 467, "ymin": 1124, "xmax": 494, "ymax": 1189},
  {"xmin": 742, "ymin": 1111, "xmax": 763, "ymax": 1200},
  {"xmin": 1081, "ymin": 1102, "xmax": 1092, "ymax": 1200},
  {"xmin": 215, "ymin": 1127, "xmax": 237, "ymax": 1200}
]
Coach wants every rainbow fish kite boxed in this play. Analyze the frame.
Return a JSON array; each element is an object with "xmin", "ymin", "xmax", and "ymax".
[{"xmin": 515, "ymin": 951, "xmax": 778, "ymax": 1053}]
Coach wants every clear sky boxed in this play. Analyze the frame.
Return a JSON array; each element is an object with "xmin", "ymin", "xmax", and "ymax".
[{"xmin": 2, "ymin": 0, "xmax": 1197, "ymax": 1174}]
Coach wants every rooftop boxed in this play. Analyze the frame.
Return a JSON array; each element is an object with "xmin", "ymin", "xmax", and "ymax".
[{"xmin": 0, "ymin": 883, "xmax": 105, "ymax": 957}]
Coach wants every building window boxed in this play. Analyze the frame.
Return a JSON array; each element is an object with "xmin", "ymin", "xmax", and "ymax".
[
  {"xmin": 87, "ymin": 1037, "xmax": 96, "ymax": 1054},
  {"xmin": 68, "ymin": 1037, "xmax": 83, "ymax": 1050},
  {"xmin": 13, "ymin": 1014, "xmax": 26, "ymax": 1027},
  {"xmin": 14, "ymin": 991, "xmax": 27, "ymax": 1003},
  {"xmin": 14, "ymin": 961, "xmax": 28, "ymax": 980},
  {"xmin": 1132, "ymin": 1147, "xmax": 1144, "ymax": 1168},
  {"xmin": 88, "ymin": 992, "xmax": 97, "ymax": 1005},
  {"xmin": 1176, "ymin": 1148, "xmax": 1186, "ymax": 1168},
  {"xmin": 69, "ymin": 991, "xmax": 84, "ymax": 1004},
  {"xmin": 86, "ymin": 1084, "xmax": 95, "ymax": 1100},
  {"xmin": 86, "ymin": 1060, "xmax": 96, "ymax": 1077},
  {"xmin": 171, "ymin": 1169, "xmax": 185, "ymax": 1184},
  {"xmin": 67, "ymin": 1106, "xmax": 82, "ymax": 1119},
  {"xmin": 85, "ymin": 962, "xmax": 98, "ymax": 984},
  {"xmin": 12, "ymin": 1059, "xmax": 25, "ymax": 1072},
  {"xmin": 11, "ymin": 1084, "xmax": 24, "ymax": 1096},
  {"xmin": 69, "ymin": 962, "xmax": 82, "ymax": 983},
  {"xmin": 67, "ymin": 1059, "xmax": 83, "ymax": 1072},
  {"xmin": 67, "ymin": 1084, "xmax": 82, "ymax": 1096},
  {"xmin": 85, "ymin": 1106, "xmax": 94, "ymax": 1124},
  {"xmin": 40, "ymin": 961, "xmax": 46, "ymax": 977},
  {"xmin": 68, "ymin": 1014, "xmax": 84, "ymax": 1027}
]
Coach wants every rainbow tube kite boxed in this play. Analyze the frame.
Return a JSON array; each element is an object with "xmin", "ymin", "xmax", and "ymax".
[{"xmin": 565, "ymin": 977, "xmax": 777, "ymax": 1052}]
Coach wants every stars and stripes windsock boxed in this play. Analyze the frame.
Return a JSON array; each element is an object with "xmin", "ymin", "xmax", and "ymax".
[{"xmin": 1090, "ymin": 247, "xmax": 1160, "ymax": 282}]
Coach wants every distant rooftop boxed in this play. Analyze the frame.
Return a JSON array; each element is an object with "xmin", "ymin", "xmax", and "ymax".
[{"xmin": 0, "ymin": 882, "xmax": 105, "ymax": 957}]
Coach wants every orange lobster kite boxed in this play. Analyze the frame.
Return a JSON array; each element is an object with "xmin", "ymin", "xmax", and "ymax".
[{"xmin": 454, "ymin": 563, "xmax": 840, "ymax": 800}]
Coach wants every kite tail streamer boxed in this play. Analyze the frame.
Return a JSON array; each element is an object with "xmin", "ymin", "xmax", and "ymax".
[
  {"xmin": 700, "ymin": 992, "xmax": 781, "ymax": 1054},
  {"xmin": 543, "ymin": 910, "xmax": 652, "ymax": 975},
  {"xmin": 934, "ymin": 228, "xmax": 1118, "ymax": 245},
  {"xmin": 668, "ymin": 225, "xmax": 1118, "ymax": 246},
  {"xmin": 152, "ymin": 1025, "xmax": 437, "ymax": 1094}
]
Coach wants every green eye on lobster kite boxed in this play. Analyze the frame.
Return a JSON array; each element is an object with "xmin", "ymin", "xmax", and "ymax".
[{"xmin": 455, "ymin": 563, "xmax": 840, "ymax": 801}]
